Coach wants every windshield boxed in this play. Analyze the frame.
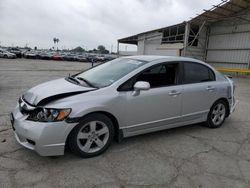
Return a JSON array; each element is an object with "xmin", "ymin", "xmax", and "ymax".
[{"xmin": 75, "ymin": 58, "xmax": 146, "ymax": 88}]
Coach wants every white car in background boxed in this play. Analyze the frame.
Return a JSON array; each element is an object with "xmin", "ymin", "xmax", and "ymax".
[
  {"xmin": 24, "ymin": 50, "xmax": 37, "ymax": 59},
  {"xmin": 0, "ymin": 49, "xmax": 16, "ymax": 58}
]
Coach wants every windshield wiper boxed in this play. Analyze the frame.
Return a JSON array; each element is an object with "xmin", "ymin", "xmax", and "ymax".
[
  {"xmin": 67, "ymin": 75, "xmax": 80, "ymax": 84},
  {"xmin": 76, "ymin": 77, "xmax": 98, "ymax": 88}
]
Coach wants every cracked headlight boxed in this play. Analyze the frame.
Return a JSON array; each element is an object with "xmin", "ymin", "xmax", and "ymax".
[{"xmin": 27, "ymin": 108, "xmax": 71, "ymax": 122}]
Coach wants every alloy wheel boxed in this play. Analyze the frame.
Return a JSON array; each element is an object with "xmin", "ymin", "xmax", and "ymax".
[
  {"xmin": 211, "ymin": 103, "xmax": 226, "ymax": 126},
  {"xmin": 76, "ymin": 121, "xmax": 109, "ymax": 153}
]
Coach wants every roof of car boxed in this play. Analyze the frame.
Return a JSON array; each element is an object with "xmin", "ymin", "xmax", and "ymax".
[{"xmin": 121, "ymin": 55, "xmax": 201, "ymax": 63}]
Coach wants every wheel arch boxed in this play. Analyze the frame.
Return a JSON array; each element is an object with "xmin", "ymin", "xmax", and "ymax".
[
  {"xmin": 66, "ymin": 111, "xmax": 122, "ymax": 147},
  {"xmin": 90, "ymin": 111, "xmax": 122, "ymax": 142},
  {"xmin": 212, "ymin": 98, "xmax": 230, "ymax": 117}
]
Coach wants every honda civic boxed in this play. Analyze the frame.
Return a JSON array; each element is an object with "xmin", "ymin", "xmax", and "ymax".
[{"xmin": 11, "ymin": 56, "xmax": 237, "ymax": 158}]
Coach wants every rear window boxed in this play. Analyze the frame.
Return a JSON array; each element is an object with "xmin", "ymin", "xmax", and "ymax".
[{"xmin": 183, "ymin": 62, "xmax": 215, "ymax": 84}]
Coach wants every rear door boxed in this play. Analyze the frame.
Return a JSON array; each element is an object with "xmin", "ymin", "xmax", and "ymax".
[{"xmin": 180, "ymin": 61, "xmax": 218, "ymax": 121}]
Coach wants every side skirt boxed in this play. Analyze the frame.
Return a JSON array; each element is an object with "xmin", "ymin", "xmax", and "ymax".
[{"xmin": 121, "ymin": 111, "xmax": 208, "ymax": 138}]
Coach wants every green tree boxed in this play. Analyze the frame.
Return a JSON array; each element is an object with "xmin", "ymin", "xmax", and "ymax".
[
  {"xmin": 97, "ymin": 45, "xmax": 109, "ymax": 54},
  {"xmin": 72, "ymin": 46, "xmax": 85, "ymax": 52}
]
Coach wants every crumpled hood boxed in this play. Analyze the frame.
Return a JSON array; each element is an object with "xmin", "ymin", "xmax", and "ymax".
[{"xmin": 23, "ymin": 78, "xmax": 94, "ymax": 106}]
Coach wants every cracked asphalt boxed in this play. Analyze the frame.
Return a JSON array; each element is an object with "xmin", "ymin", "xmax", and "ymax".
[{"xmin": 0, "ymin": 58, "xmax": 250, "ymax": 188}]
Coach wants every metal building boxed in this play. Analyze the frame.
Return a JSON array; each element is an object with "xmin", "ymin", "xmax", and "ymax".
[{"xmin": 118, "ymin": 0, "xmax": 250, "ymax": 70}]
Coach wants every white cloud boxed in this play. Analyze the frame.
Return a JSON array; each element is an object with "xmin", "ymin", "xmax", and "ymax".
[{"xmin": 0, "ymin": 0, "xmax": 221, "ymax": 51}]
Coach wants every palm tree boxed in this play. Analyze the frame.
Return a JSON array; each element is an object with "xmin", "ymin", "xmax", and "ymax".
[
  {"xmin": 57, "ymin": 38, "xmax": 60, "ymax": 50},
  {"xmin": 53, "ymin": 38, "xmax": 60, "ymax": 50},
  {"xmin": 53, "ymin": 38, "xmax": 57, "ymax": 45}
]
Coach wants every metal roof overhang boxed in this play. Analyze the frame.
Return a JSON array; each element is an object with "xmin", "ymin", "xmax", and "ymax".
[
  {"xmin": 190, "ymin": 0, "xmax": 250, "ymax": 24},
  {"xmin": 118, "ymin": 22, "xmax": 186, "ymax": 45},
  {"xmin": 118, "ymin": 0, "xmax": 250, "ymax": 45}
]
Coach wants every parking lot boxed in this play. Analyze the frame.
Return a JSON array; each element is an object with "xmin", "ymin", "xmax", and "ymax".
[{"xmin": 0, "ymin": 58, "xmax": 250, "ymax": 188}]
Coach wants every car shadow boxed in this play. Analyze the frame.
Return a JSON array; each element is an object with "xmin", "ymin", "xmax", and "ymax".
[{"xmin": 59, "ymin": 122, "xmax": 206, "ymax": 160}]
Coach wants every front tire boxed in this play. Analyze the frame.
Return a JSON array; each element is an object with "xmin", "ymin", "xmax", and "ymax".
[
  {"xmin": 205, "ymin": 100, "xmax": 227, "ymax": 128},
  {"xmin": 68, "ymin": 113, "xmax": 114, "ymax": 158}
]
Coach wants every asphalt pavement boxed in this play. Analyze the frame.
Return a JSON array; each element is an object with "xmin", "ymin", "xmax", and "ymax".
[{"xmin": 0, "ymin": 58, "xmax": 250, "ymax": 188}]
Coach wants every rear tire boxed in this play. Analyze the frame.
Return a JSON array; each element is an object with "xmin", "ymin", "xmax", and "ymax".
[
  {"xmin": 205, "ymin": 100, "xmax": 227, "ymax": 128},
  {"xmin": 68, "ymin": 113, "xmax": 114, "ymax": 158}
]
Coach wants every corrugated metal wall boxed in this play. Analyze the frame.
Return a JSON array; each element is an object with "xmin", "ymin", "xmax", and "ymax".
[
  {"xmin": 134, "ymin": 8, "xmax": 250, "ymax": 70},
  {"xmin": 137, "ymin": 32, "xmax": 182, "ymax": 56},
  {"xmin": 206, "ymin": 11, "xmax": 250, "ymax": 69}
]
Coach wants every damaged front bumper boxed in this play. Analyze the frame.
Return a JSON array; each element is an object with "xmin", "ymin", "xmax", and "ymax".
[{"xmin": 10, "ymin": 106, "xmax": 77, "ymax": 156}]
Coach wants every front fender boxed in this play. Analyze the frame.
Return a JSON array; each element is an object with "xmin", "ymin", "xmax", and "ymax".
[{"xmin": 63, "ymin": 106, "xmax": 123, "ymax": 144}]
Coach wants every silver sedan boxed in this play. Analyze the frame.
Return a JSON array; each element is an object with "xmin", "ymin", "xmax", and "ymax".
[
  {"xmin": 11, "ymin": 56, "xmax": 237, "ymax": 157},
  {"xmin": 0, "ymin": 49, "xmax": 16, "ymax": 58}
]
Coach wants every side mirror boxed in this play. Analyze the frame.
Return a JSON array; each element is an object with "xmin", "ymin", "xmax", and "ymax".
[
  {"xmin": 132, "ymin": 81, "xmax": 150, "ymax": 96},
  {"xmin": 134, "ymin": 81, "xmax": 150, "ymax": 91}
]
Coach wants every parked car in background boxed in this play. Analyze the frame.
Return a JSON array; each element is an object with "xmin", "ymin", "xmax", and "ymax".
[
  {"xmin": 11, "ymin": 56, "xmax": 237, "ymax": 158},
  {"xmin": 0, "ymin": 49, "xmax": 16, "ymax": 58},
  {"xmin": 95, "ymin": 55, "xmax": 106, "ymax": 62},
  {"xmin": 52, "ymin": 53, "xmax": 63, "ymax": 61},
  {"xmin": 7, "ymin": 48, "xmax": 22, "ymax": 58},
  {"xmin": 37, "ymin": 51, "xmax": 53, "ymax": 60},
  {"xmin": 76, "ymin": 55, "xmax": 87, "ymax": 62},
  {"xmin": 86, "ymin": 55, "xmax": 98, "ymax": 62},
  {"xmin": 63, "ymin": 54, "xmax": 77, "ymax": 61},
  {"xmin": 24, "ymin": 51, "xmax": 37, "ymax": 59}
]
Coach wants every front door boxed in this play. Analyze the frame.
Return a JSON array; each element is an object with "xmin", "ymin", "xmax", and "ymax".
[{"xmin": 118, "ymin": 62, "xmax": 182, "ymax": 136}]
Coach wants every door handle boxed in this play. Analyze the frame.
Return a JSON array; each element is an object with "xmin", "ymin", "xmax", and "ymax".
[
  {"xmin": 168, "ymin": 90, "xmax": 181, "ymax": 96},
  {"xmin": 206, "ymin": 86, "xmax": 215, "ymax": 91}
]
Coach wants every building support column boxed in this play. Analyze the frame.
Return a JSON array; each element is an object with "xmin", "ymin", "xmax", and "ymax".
[
  {"xmin": 183, "ymin": 22, "xmax": 190, "ymax": 56},
  {"xmin": 117, "ymin": 41, "xmax": 119, "ymax": 56},
  {"xmin": 142, "ymin": 35, "xmax": 146, "ymax": 55},
  {"xmin": 204, "ymin": 26, "xmax": 210, "ymax": 62}
]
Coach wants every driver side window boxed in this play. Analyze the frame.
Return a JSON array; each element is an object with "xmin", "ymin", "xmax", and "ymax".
[{"xmin": 118, "ymin": 63, "xmax": 179, "ymax": 91}]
